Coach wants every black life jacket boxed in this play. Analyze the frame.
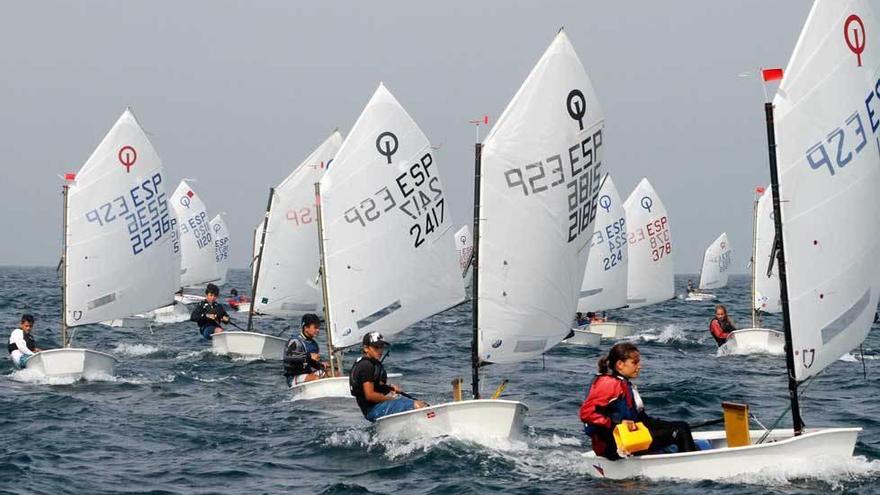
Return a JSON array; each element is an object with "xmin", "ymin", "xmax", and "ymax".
[
  {"xmin": 349, "ymin": 356, "xmax": 388, "ymax": 396},
  {"xmin": 282, "ymin": 337, "xmax": 308, "ymax": 377},
  {"xmin": 8, "ymin": 331, "xmax": 35, "ymax": 354}
]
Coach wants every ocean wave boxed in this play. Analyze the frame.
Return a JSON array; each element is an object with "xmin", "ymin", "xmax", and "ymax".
[{"xmin": 112, "ymin": 343, "xmax": 162, "ymax": 357}]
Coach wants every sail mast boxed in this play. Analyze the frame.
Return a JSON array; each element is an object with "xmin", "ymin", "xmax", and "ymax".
[
  {"xmin": 248, "ymin": 187, "xmax": 274, "ymax": 332},
  {"xmin": 471, "ymin": 143, "xmax": 483, "ymax": 399},
  {"xmin": 315, "ymin": 182, "xmax": 340, "ymax": 376},
  {"xmin": 764, "ymin": 101, "xmax": 804, "ymax": 435},
  {"xmin": 751, "ymin": 194, "xmax": 759, "ymax": 328},
  {"xmin": 61, "ymin": 183, "xmax": 70, "ymax": 348}
]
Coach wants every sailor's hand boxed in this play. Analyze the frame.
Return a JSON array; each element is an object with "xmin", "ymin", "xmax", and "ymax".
[
  {"xmin": 622, "ymin": 420, "xmax": 637, "ymax": 432},
  {"xmin": 310, "ymin": 352, "xmax": 321, "ymax": 362},
  {"xmin": 221, "ymin": 315, "xmax": 230, "ymax": 323},
  {"xmin": 207, "ymin": 313, "xmax": 217, "ymax": 320},
  {"xmin": 391, "ymin": 384, "xmax": 402, "ymax": 394}
]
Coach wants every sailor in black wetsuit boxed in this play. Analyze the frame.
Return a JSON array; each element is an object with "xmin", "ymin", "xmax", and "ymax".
[
  {"xmin": 189, "ymin": 283, "xmax": 230, "ymax": 340},
  {"xmin": 283, "ymin": 313, "xmax": 329, "ymax": 387},
  {"xmin": 349, "ymin": 332, "xmax": 426, "ymax": 422}
]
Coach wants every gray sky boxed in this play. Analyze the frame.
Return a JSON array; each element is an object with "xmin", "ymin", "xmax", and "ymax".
[{"xmin": 0, "ymin": 1, "xmax": 815, "ymax": 273}]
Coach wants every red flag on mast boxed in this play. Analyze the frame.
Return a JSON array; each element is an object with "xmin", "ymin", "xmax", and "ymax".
[{"xmin": 762, "ymin": 68, "xmax": 784, "ymax": 82}]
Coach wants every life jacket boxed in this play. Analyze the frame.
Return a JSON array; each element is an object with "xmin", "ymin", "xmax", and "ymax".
[
  {"xmin": 282, "ymin": 333, "xmax": 320, "ymax": 376},
  {"xmin": 7, "ymin": 331, "xmax": 35, "ymax": 354},
  {"xmin": 709, "ymin": 317, "xmax": 735, "ymax": 339},
  {"xmin": 582, "ymin": 374, "xmax": 643, "ymax": 436},
  {"xmin": 349, "ymin": 356, "xmax": 387, "ymax": 396}
]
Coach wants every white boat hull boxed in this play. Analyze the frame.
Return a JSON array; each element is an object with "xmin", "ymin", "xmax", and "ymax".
[
  {"xmin": 563, "ymin": 328, "xmax": 602, "ymax": 347},
  {"xmin": 236, "ymin": 302, "xmax": 251, "ymax": 313},
  {"xmin": 585, "ymin": 427, "xmax": 860, "ymax": 480},
  {"xmin": 684, "ymin": 292, "xmax": 717, "ymax": 302},
  {"xmin": 290, "ymin": 373, "xmax": 402, "ymax": 400},
  {"xmin": 211, "ymin": 331, "xmax": 287, "ymax": 360},
  {"xmin": 290, "ymin": 376, "xmax": 351, "ymax": 400},
  {"xmin": 25, "ymin": 348, "xmax": 118, "ymax": 379},
  {"xmin": 720, "ymin": 328, "xmax": 785, "ymax": 355},
  {"xmin": 374, "ymin": 399, "xmax": 527, "ymax": 443},
  {"xmin": 589, "ymin": 322, "xmax": 636, "ymax": 339}
]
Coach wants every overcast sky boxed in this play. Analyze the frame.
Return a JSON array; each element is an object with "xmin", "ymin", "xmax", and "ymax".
[{"xmin": 0, "ymin": 1, "xmax": 817, "ymax": 273}]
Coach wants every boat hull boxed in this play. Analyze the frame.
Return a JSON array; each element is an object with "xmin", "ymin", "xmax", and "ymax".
[
  {"xmin": 684, "ymin": 292, "xmax": 717, "ymax": 302},
  {"xmin": 721, "ymin": 328, "xmax": 785, "ymax": 355},
  {"xmin": 585, "ymin": 427, "xmax": 860, "ymax": 480},
  {"xmin": 563, "ymin": 328, "xmax": 602, "ymax": 346},
  {"xmin": 25, "ymin": 348, "xmax": 118, "ymax": 379},
  {"xmin": 589, "ymin": 322, "xmax": 636, "ymax": 339},
  {"xmin": 290, "ymin": 376, "xmax": 351, "ymax": 400},
  {"xmin": 211, "ymin": 331, "xmax": 287, "ymax": 360},
  {"xmin": 374, "ymin": 399, "xmax": 527, "ymax": 443}
]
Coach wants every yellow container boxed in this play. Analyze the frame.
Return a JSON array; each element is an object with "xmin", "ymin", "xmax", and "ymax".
[
  {"xmin": 722, "ymin": 402, "xmax": 750, "ymax": 448},
  {"xmin": 613, "ymin": 422, "xmax": 653, "ymax": 453}
]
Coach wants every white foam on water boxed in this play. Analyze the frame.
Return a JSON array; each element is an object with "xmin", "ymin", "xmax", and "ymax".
[
  {"xmin": 839, "ymin": 352, "xmax": 878, "ymax": 362},
  {"xmin": 176, "ymin": 349, "xmax": 212, "ymax": 360},
  {"xmin": 112, "ymin": 343, "xmax": 162, "ymax": 357},
  {"xmin": 718, "ymin": 454, "xmax": 880, "ymax": 488},
  {"xmin": 9, "ymin": 367, "xmax": 78, "ymax": 386},
  {"xmin": 630, "ymin": 324, "xmax": 696, "ymax": 345}
]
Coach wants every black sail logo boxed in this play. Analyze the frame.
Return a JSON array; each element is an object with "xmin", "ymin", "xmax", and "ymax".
[
  {"xmin": 376, "ymin": 131, "xmax": 399, "ymax": 164},
  {"xmin": 566, "ymin": 89, "xmax": 587, "ymax": 131}
]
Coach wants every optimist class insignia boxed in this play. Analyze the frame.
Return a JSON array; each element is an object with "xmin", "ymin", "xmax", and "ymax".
[{"xmin": 118, "ymin": 146, "xmax": 137, "ymax": 173}]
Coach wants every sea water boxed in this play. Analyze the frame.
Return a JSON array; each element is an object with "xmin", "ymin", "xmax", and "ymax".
[{"xmin": 1, "ymin": 267, "xmax": 878, "ymax": 494}]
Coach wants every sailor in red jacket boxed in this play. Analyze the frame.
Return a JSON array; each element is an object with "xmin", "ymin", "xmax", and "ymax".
[
  {"xmin": 579, "ymin": 342, "xmax": 697, "ymax": 459},
  {"xmin": 709, "ymin": 304, "xmax": 736, "ymax": 347}
]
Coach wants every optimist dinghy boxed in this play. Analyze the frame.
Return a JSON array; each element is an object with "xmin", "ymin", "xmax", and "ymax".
[
  {"xmin": 212, "ymin": 131, "xmax": 344, "ymax": 360},
  {"xmin": 26, "ymin": 109, "xmax": 178, "ymax": 379},
  {"xmin": 568, "ymin": 175, "xmax": 633, "ymax": 344},
  {"xmin": 170, "ymin": 180, "xmax": 221, "ymax": 293},
  {"xmin": 623, "ymin": 179, "xmax": 675, "ymax": 310},
  {"xmin": 588, "ymin": 0, "xmax": 879, "ymax": 478},
  {"xmin": 300, "ymin": 83, "xmax": 465, "ymax": 400},
  {"xmin": 375, "ymin": 30, "xmax": 605, "ymax": 443},
  {"xmin": 721, "ymin": 189, "xmax": 784, "ymax": 355},
  {"xmin": 685, "ymin": 233, "xmax": 731, "ymax": 302}
]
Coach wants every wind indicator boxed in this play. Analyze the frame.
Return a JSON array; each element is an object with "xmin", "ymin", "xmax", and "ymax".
[{"xmin": 468, "ymin": 115, "xmax": 489, "ymax": 143}]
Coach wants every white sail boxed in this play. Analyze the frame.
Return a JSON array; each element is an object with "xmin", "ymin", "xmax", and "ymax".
[
  {"xmin": 773, "ymin": 0, "xmax": 880, "ymax": 380},
  {"xmin": 578, "ymin": 175, "xmax": 627, "ymax": 312},
  {"xmin": 65, "ymin": 109, "xmax": 178, "ymax": 326},
  {"xmin": 699, "ymin": 232, "xmax": 731, "ymax": 290},
  {"xmin": 170, "ymin": 180, "xmax": 219, "ymax": 287},
  {"xmin": 320, "ymin": 84, "xmax": 465, "ymax": 349},
  {"xmin": 624, "ymin": 178, "xmax": 674, "ymax": 309},
  {"xmin": 754, "ymin": 187, "xmax": 781, "ymax": 313},
  {"xmin": 478, "ymin": 31, "xmax": 603, "ymax": 364},
  {"xmin": 254, "ymin": 131, "xmax": 342, "ymax": 316},
  {"xmin": 210, "ymin": 213, "xmax": 230, "ymax": 285},
  {"xmin": 454, "ymin": 224, "xmax": 473, "ymax": 276}
]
